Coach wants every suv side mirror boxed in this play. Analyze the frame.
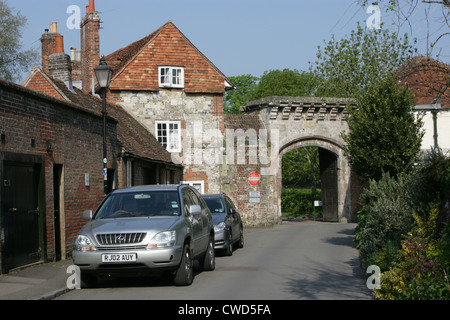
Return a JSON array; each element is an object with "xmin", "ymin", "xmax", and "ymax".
[
  {"xmin": 189, "ymin": 204, "xmax": 202, "ymax": 215},
  {"xmin": 228, "ymin": 208, "xmax": 236, "ymax": 215},
  {"xmin": 82, "ymin": 210, "xmax": 93, "ymax": 221}
]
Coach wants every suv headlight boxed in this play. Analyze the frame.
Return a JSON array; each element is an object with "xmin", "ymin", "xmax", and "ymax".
[
  {"xmin": 148, "ymin": 231, "xmax": 176, "ymax": 249},
  {"xmin": 214, "ymin": 222, "xmax": 226, "ymax": 232},
  {"xmin": 74, "ymin": 235, "xmax": 97, "ymax": 252}
]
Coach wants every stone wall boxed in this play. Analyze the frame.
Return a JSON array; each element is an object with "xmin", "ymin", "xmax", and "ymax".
[
  {"xmin": 110, "ymin": 90, "xmax": 224, "ymax": 194},
  {"xmin": 242, "ymin": 97, "xmax": 358, "ymax": 223}
]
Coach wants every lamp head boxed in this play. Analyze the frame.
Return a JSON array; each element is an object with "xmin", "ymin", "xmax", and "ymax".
[{"xmin": 94, "ymin": 55, "xmax": 113, "ymax": 89}]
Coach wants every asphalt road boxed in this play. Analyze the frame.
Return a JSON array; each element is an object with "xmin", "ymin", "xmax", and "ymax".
[{"xmin": 56, "ymin": 221, "xmax": 374, "ymax": 300}]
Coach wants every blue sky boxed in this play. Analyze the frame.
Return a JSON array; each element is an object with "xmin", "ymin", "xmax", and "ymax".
[{"xmin": 7, "ymin": 0, "xmax": 450, "ymax": 80}]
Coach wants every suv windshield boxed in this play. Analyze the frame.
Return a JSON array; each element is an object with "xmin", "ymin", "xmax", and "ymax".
[
  {"xmin": 95, "ymin": 190, "xmax": 181, "ymax": 219},
  {"xmin": 203, "ymin": 197, "xmax": 225, "ymax": 214}
]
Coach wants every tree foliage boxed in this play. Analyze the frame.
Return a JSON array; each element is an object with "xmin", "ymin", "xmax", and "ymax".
[
  {"xmin": 0, "ymin": 0, "xmax": 39, "ymax": 82},
  {"xmin": 250, "ymin": 69, "xmax": 318, "ymax": 100},
  {"xmin": 224, "ymin": 74, "xmax": 258, "ymax": 114},
  {"xmin": 310, "ymin": 23, "xmax": 416, "ymax": 98},
  {"xmin": 224, "ymin": 69, "xmax": 318, "ymax": 114},
  {"xmin": 282, "ymin": 147, "xmax": 320, "ymax": 189},
  {"xmin": 341, "ymin": 75, "xmax": 424, "ymax": 181}
]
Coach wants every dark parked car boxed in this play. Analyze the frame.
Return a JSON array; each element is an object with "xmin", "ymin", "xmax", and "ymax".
[
  {"xmin": 202, "ymin": 193, "xmax": 244, "ymax": 256},
  {"xmin": 72, "ymin": 185, "xmax": 215, "ymax": 287}
]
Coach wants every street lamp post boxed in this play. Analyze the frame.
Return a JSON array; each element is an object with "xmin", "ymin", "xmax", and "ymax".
[{"xmin": 94, "ymin": 55, "xmax": 113, "ymax": 196}]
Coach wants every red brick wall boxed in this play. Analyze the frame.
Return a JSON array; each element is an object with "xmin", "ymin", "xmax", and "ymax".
[
  {"xmin": 0, "ymin": 79, "xmax": 117, "ymax": 262},
  {"xmin": 41, "ymin": 32, "xmax": 58, "ymax": 75},
  {"xmin": 183, "ymin": 168, "xmax": 209, "ymax": 193},
  {"xmin": 80, "ymin": 11, "xmax": 100, "ymax": 93},
  {"xmin": 25, "ymin": 72, "xmax": 64, "ymax": 101}
]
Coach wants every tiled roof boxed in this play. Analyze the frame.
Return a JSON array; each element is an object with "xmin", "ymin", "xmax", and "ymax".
[
  {"xmin": 105, "ymin": 26, "xmax": 163, "ymax": 81},
  {"xmin": 105, "ymin": 21, "xmax": 231, "ymax": 93},
  {"xmin": 24, "ymin": 68, "xmax": 177, "ymax": 166},
  {"xmin": 52, "ymin": 79, "xmax": 177, "ymax": 165},
  {"xmin": 397, "ymin": 56, "xmax": 450, "ymax": 108}
]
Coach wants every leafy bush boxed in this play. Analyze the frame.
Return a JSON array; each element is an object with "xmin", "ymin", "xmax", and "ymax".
[
  {"xmin": 375, "ymin": 206, "xmax": 450, "ymax": 300},
  {"xmin": 356, "ymin": 150, "xmax": 450, "ymax": 299},
  {"xmin": 355, "ymin": 172, "xmax": 415, "ymax": 270},
  {"xmin": 281, "ymin": 189, "xmax": 322, "ymax": 218}
]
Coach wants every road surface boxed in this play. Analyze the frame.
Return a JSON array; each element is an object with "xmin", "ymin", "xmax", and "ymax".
[{"xmin": 57, "ymin": 221, "xmax": 373, "ymax": 300}]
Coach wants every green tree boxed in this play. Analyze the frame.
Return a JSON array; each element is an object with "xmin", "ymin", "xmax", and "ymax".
[
  {"xmin": 224, "ymin": 69, "xmax": 318, "ymax": 113},
  {"xmin": 282, "ymin": 147, "xmax": 320, "ymax": 189},
  {"xmin": 224, "ymin": 74, "xmax": 258, "ymax": 114},
  {"xmin": 341, "ymin": 75, "xmax": 424, "ymax": 181},
  {"xmin": 311, "ymin": 22, "xmax": 416, "ymax": 98},
  {"xmin": 251, "ymin": 69, "xmax": 318, "ymax": 100},
  {"xmin": 0, "ymin": 0, "xmax": 39, "ymax": 82}
]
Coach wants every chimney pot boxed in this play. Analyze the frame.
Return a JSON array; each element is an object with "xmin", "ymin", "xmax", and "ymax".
[
  {"xmin": 86, "ymin": 0, "xmax": 95, "ymax": 13},
  {"xmin": 50, "ymin": 22, "xmax": 57, "ymax": 33},
  {"xmin": 55, "ymin": 35, "xmax": 64, "ymax": 53}
]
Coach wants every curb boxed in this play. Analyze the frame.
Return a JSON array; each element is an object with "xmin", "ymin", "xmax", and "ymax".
[{"xmin": 38, "ymin": 288, "xmax": 71, "ymax": 300}]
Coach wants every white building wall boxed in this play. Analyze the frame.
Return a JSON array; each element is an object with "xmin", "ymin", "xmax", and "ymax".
[{"xmin": 418, "ymin": 110, "xmax": 450, "ymax": 152}]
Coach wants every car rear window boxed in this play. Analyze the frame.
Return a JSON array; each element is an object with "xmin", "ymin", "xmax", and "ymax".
[
  {"xmin": 95, "ymin": 191, "xmax": 181, "ymax": 219},
  {"xmin": 203, "ymin": 197, "xmax": 225, "ymax": 214}
]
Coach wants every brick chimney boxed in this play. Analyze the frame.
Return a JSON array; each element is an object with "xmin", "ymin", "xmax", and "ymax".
[
  {"xmin": 80, "ymin": 0, "xmax": 100, "ymax": 93},
  {"xmin": 48, "ymin": 32, "xmax": 74, "ymax": 92},
  {"xmin": 40, "ymin": 22, "xmax": 59, "ymax": 75}
]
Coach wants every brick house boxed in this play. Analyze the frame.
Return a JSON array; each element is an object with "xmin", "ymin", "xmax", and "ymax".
[
  {"xmin": 103, "ymin": 20, "xmax": 233, "ymax": 195},
  {"xmin": 397, "ymin": 56, "xmax": 450, "ymax": 152},
  {"xmin": 70, "ymin": 1, "xmax": 277, "ymax": 225},
  {"xmin": 0, "ymin": 19, "xmax": 182, "ymax": 272},
  {"xmin": 0, "ymin": 77, "xmax": 118, "ymax": 272}
]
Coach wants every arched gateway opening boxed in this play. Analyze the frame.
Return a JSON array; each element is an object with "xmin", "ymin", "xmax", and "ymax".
[
  {"xmin": 279, "ymin": 137, "xmax": 346, "ymax": 222},
  {"xmin": 281, "ymin": 146, "xmax": 340, "ymax": 221},
  {"xmin": 241, "ymin": 96, "xmax": 356, "ymax": 223}
]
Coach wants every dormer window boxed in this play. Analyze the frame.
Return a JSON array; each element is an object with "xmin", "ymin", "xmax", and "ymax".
[{"xmin": 159, "ymin": 66, "xmax": 184, "ymax": 88}]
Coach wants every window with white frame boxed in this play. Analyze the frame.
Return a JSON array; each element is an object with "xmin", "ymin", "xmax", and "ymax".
[
  {"xmin": 156, "ymin": 121, "xmax": 181, "ymax": 152},
  {"xmin": 159, "ymin": 66, "xmax": 184, "ymax": 88},
  {"xmin": 182, "ymin": 181, "xmax": 205, "ymax": 194}
]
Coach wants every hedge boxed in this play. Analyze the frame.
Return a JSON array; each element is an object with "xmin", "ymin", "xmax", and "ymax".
[{"xmin": 281, "ymin": 188, "xmax": 322, "ymax": 218}]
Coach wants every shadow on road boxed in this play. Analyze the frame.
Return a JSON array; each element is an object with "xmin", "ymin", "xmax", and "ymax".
[
  {"xmin": 88, "ymin": 261, "xmax": 206, "ymax": 289},
  {"xmin": 284, "ymin": 223, "xmax": 374, "ymax": 300},
  {"xmin": 284, "ymin": 257, "xmax": 373, "ymax": 300}
]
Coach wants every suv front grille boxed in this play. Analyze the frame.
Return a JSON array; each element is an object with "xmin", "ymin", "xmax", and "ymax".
[
  {"xmin": 96, "ymin": 233, "xmax": 147, "ymax": 245},
  {"xmin": 97, "ymin": 245, "xmax": 147, "ymax": 251}
]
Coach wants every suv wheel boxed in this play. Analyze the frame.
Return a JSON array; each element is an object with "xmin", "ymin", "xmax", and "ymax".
[
  {"xmin": 200, "ymin": 236, "xmax": 215, "ymax": 271},
  {"xmin": 174, "ymin": 244, "xmax": 194, "ymax": 286}
]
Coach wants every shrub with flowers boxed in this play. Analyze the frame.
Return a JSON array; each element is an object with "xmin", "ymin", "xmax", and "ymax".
[{"xmin": 374, "ymin": 207, "xmax": 450, "ymax": 300}]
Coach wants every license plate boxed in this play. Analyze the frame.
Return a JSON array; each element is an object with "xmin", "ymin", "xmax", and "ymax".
[{"xmin": 101, "ymin": 253, "xmax": 137, "ymax": 263}]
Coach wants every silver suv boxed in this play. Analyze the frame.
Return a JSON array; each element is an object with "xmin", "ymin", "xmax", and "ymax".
[{"xmin": 72, "ymin": 185, "xmax": 215, "ymax": 287}]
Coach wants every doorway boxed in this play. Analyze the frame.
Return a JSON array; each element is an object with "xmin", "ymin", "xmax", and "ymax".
[
  {"xmin": 1, "ymin": 160, "xmax": 43, "ymax": 272},
  {"xmin": 319, "ymin": 149, "xmax": 339, "ymax": 222},
  {"xmin": 53, "ymin": 164, "xmax": 64, "ymax": 261}
]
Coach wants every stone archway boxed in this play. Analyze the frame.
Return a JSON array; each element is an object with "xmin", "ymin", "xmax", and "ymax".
[
  {"xmin": 278, "ymin": 136, "xmax": 351, "ymax": 222},
  {"xmin": 241, "ymin": 96, "xmax": 356, "ymax": 223}
]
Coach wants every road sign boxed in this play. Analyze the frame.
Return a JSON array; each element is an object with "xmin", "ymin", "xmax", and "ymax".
[{"xmin": 248, "ymin": 172, "xmax": 260, "ymax": 186}]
